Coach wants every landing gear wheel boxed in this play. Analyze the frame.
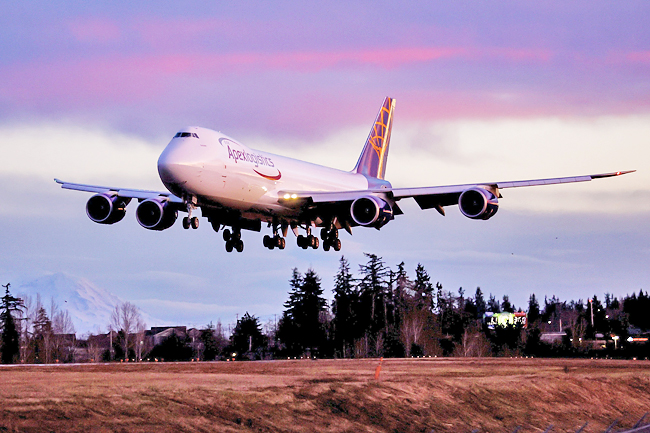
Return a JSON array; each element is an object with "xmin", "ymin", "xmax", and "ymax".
[
  {"xmin": 320, "ymin": 228, "xmax": 328, "ymax": 240},
  {"xmin": 323, "ymin": 242, "xmax": 330, "ymax": 251},
  {"xmin": 312, "ymin": 237, "xmax": 319, "ymax": 249},
  {"xmin": 235, "ymin": 240, "xmax": 244, "ymax": 253},
  {"xmin": 279, "ymin": 237, "xmax": 286, "ymax": 249},
  {"xmin": 263, "ymin": 235, "xmax": 272, "ymax": 248},
  {"xmin": 182, "ymin": 217, "xmax": 191, "ymax": 230},
  {"xmin": 333, "ymin": 239, "xmax": 341, "ymax": 251},
  {"xmin": 223, "ymin": 229, "xmax": 231, "ymax": 242},
  {"xmin": 190, "ymin": 217, "xmax": 199, "ymax": 229},
  {"xmin": 331, "ymin": 228, "xmax": 338, "ymax": 239},
  {"xmin": 225, "ymin": 241, "xmax": 234, "ymax": 252},
  {"xmin": 297, "ymin": 235, "xmax": 305, "ymax": 249}
]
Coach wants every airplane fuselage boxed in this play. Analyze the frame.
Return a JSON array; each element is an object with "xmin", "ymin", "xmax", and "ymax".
[{"xmin": 157, "ymin": 126, "xmax": 371, "ymax": 221}]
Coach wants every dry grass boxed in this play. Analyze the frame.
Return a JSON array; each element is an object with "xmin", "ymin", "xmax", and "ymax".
[{"xmin": 1, "ymin": 358, "xmax": 649, "ymax": 432}]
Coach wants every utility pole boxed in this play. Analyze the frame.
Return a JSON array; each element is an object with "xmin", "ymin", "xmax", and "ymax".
[{"xmin": 589, "ymin": 299, "xmax": 594, "ymax": 327}]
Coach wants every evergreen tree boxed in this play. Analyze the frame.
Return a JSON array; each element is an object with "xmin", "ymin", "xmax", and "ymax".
[
  {"xmin": 474, "ymin": 287, "xmax": 486, "ymax": 320},
  {"xmin": 32, "ymin": 307, "xmax": 53, "ymax": 364},
  {"xmin": 1, "ymin": 283, "xmax": 23, "ymax": 364},
  {"xmin": 501, "ymin": 295, "xmax": 514, "ymax": 313},
  {"xmin": 413, "ymin": 263, "xmax": 435, "ymax": 311},
  {"xmin": 357, "ymin": 254, "xmax": 392, "ymax": 338},
  {"xmin": 230, "ymin": 312, "xmax": 266, "ymax": 358},
  {"xmin": 527, "ymin": 294, "xmax": 540, "ymax": 325},
  {"xmin": 487, "ymin": 294, "xmax": 501, "ymax": 313},
  {"xmin": 200, "ymin": 322, "xmax": 224, "ymax": 361},
  {"xmin": 277, "ymin": 268, "xmax": 328, "ymax": 356},
  {"xmin": 332, "ymin": 256, "xmax": 357, "ymax": 357}
]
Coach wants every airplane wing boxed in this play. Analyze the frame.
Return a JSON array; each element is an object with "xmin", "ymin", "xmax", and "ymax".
[
  {"xmin": 278, "ymin": 171, "xmax": 635, "ymax": 212},
  {"xmin": 54, "ymin": 179, "xmax": 183, "ymax": 203},
  {"xmin": 390, "ymin": 170, "xmax": 635, "ymax": 211}
]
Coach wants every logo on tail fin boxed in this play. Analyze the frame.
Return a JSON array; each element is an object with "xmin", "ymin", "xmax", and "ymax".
[{"xmin": 353, "ymin": 97, "xmax": 395, "ymax": 180}]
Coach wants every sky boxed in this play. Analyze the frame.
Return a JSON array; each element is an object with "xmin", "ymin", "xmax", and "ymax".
[{"xmin": 0, "ymin": 1, "xmax": 649, "ymax": 331}]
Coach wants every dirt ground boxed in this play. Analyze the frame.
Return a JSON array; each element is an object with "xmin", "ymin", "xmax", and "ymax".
[{"xmin": 1, "ymin": 358, "xmax": 649, "ymax": 433}]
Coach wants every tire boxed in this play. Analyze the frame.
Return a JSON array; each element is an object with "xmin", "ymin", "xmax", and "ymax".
[
  {"xmin": 279, "ymin": 237, "xmax": 286, "ymax": 249},
  {"xmin": 182, "ymin": 217, "xmax": 190, "ymax": 229},
  {"xmin": 333, "ymin": 239, "xmax": 341, "ymax": 251},
  {"xmin": 275, "ymin": 236, "xmax": 283, "ymax": 248},
  {"xmin": 225, "ymin": 241, "xmax": 233, "ymax": 252},
  {"xmin": 232, "ymin": 231, "xmax": 241, "ymax": 241},
  {"xmin": 263, "ymin": 235, "xmax": 271, "ymax": 248},
  {"xmin": 312, "ymin": 237, "xmax": 319, "ymax": 249},
  {"xmin": 323, "ymin": 242, "xmax": 330, "ymax": 251},
  {"xmin": 235, "ymin": 240, "xmax": 244, "ymax": 252},
  {"xmin": 191, "ymin": 217, "xmax": 199, "ymax": 229},
  {"xmin": 331, "ymin": 228, "xmax": 338, "ymax": 239},
  {"xmin": 297, "ymin": 235, "xmax": 305, "ymax": 248},
  {"xmin": 223, "ymin": 229, "xmax": 231, "ymax": 242},
  {"xmin": 320, "ymin": 228, "xmax": 328, "ymax": 240}
]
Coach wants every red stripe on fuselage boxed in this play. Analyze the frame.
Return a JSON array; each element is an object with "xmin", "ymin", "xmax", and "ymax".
[{"xmin": 253, "ymin": 169, "xmax": 282, "ymax": 181}]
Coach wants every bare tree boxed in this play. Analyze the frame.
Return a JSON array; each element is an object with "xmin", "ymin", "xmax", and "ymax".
[
  {"xmin": 110, "ymin": 301, "xmax": 144, "ymax": 360},
  {"xmin": 52, "ymin": 309, "xmax": 76, "ymax": 362},
  {"xmin": 401, "ymin": 310, "xmax": 426, "ymax": 357}
]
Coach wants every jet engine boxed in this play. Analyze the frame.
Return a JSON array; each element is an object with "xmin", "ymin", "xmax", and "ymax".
[
  {"xmin": 86, "ymin": 194, "xmax": 130, "ymax": 225},
  {"xmin": 136, "ymin": 198, "xmax": 178, "ymax": 230},
  {"xmin": 458, "ymin": 187, "xmax": 499, "ymax": 220},
  {"xmin": 350, "ymin": 196, "xmax": 393, "ymax": 229}
]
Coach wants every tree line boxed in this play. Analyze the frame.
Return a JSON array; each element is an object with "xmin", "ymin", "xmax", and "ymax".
[{"xmin": 2, "ymin": 254, "xmax": 649, "ymax": 363}]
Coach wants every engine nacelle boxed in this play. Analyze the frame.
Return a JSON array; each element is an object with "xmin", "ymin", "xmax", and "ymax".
[
  {"xmin": 350, "ymin": 196, "xmax": 393, "ymax": 229},
  {"xmin": 458, "ymin": 187, "xmax": 499, "ymax": 220},
  {"xmin": 136, "ymin": 198, "xmax": 178, "ymax": 231},
  {"xmin": 86, "ymin": 194, "xmax": 130, "ymax": 225}
]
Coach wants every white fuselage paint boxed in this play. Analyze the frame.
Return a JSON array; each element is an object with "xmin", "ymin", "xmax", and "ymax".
[{"xmin": 157, "ymin": 127, "xmax": 368, "ymax": 220}]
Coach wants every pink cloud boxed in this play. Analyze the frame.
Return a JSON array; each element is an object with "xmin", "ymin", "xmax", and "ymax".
[{"xmin": 625, "ymin": 51, "xmax": 650, "ymax": 63}]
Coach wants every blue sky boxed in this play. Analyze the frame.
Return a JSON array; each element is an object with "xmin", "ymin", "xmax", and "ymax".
[{"xmin": 0, "ymin": 2, "xmax": 648, "ymax": 330}]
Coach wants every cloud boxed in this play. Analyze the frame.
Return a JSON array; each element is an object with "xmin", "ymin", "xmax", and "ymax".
[{"xmin": 0, "ymin": 121, "xmax": 164, "ymax": 186}]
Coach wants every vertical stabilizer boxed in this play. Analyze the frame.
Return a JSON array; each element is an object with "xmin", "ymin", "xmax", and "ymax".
[{"xmin": 353, "ymin": 97, "xmax": 395, "ymax": 180}]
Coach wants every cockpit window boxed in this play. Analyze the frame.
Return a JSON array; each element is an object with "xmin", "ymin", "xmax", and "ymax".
[{"xmin": 173, "ymin": 132, "xmax": 200, "ymax": 139}]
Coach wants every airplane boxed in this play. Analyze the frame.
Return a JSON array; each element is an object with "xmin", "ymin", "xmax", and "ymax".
[{"xmin": 56, "ymin": 97, "xmax": 634, "ymax": 253}]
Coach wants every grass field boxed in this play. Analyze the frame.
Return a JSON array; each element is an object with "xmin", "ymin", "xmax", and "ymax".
[{"xmin": 1, "ymin": 358, "xmax": 649, "ymax": 432}]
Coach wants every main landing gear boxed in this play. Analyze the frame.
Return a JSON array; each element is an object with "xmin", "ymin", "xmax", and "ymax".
[
  {"xmin": 263, "ymin": 222, "xmax": 286, "ymax": 250},
  {"xmin": 263, "ymin": 234, "xmax": 286, "ymax": 250},
  {"xmin": 321, "ymin": 227, "xmax": 341, "ymax": 251},
  {"xmin": 223, "ymin": 228, "xmax": 244, "ymax": 253}
]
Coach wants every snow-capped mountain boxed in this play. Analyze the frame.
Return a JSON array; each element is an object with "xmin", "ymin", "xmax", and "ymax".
[{"xmin": 13, "ymin": 273, "xmax": 161, "ymax": 337}]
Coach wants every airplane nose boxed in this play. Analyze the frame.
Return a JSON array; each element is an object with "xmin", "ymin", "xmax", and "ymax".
[{"xmin": 157, "ymin": 142, "xmax": 195, "ymax": 186}]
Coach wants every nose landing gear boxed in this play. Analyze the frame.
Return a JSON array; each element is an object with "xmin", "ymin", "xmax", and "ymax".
[
  {"xmin": 182, "ymin": 199, "xmax": 199, "ymax": 230},
  {"xmin": 182, "ymin": 216, "xmax": 200, "ymax": 229}
]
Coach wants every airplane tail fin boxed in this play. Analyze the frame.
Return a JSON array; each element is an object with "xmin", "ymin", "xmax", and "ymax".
[{"xmin": 353, "ymin": 97, "xmax": 395, "ymax": 180}]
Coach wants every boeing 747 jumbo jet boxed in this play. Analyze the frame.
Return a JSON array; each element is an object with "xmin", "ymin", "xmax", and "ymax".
[{"xmin": 56, "ymin": 97, "xmax": 633, "ymax": 253}]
